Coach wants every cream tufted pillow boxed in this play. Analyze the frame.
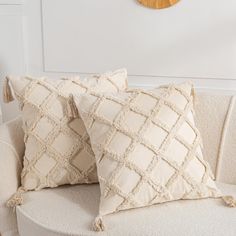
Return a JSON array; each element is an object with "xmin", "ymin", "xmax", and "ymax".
[
  {"xmin": 4, "ymin": 69, "xmax": 127, "ymax": 206},
  {"xmin": 74, "ymin": 82, "xmax": 221, "ymax": 231}
]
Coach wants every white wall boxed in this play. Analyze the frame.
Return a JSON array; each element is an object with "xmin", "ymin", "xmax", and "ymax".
[
  {"xmin": 0, "ymin": 1, "xmax": 25, "ymax": 122},
  {"xmin": 1, "ymin": 0, "xmax": 236, "ymax": 122}
]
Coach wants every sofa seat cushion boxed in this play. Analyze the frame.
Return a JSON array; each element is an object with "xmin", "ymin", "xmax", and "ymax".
[{"xmin": 16, "ymin": 182, "xmax": 236, "ymax": 236}]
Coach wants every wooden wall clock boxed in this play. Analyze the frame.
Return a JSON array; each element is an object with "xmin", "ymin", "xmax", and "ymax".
[{"xmin": 138, "ymin": 0, "xmax": 180, "ymax": 9}]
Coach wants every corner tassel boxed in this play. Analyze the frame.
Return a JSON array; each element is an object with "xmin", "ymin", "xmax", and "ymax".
[
  {"xmin": 222, "ymin": 195, "xmax": 236, "ymax": 207},
  {"xmin": 3, "ymin": 76, "xmax": 14, "ymax": 103},
  {"xmin": 190, "ymin": 82, "xmax": 197, "ymax": 107},
  {"xmin": 6, "ymin": 187, "xmax": 25, "ymax": 208},
  {"xmin": 67, "ymin": 94, "xmax": 79, "ymax": 118},
  {"xmin": 93, "ymin": 216, "xmax": 105, "ymax": 232}
]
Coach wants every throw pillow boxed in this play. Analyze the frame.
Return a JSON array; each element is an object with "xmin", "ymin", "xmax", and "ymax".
[
  {"xmin": 4, "ymin": 69, "xmax": 127, "ymax": 207},
  {"xmin": 73, "ymin": 82, "xmax": 221, "ymax": 231}
]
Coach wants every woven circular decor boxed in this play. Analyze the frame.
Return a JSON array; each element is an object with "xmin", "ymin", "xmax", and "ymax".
[{"xmin": 138, "ymin": 0, "xmax": 180, "ymax": 9}]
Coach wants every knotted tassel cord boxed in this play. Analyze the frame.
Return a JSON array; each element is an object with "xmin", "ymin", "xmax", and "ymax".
[
  {"xmin": 7, "ymin": 186, "xmax": 26, "ymax": 208},
  {"xmin": 67, "ymin": 94, "xmax": 79, "ymax": 118},
  {"xmin": 93, "ymin": 216, "xmax": 105, "ymax": 232},
  {"xmin": 3, "ymin": 76, "xmax": 14, "ymax": 103}
]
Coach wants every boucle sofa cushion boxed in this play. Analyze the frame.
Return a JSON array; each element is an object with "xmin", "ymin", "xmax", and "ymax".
[
  {"xmin": 74, "ymin": 82, "xmax": 220, "ymax": 228},
  {"xmin": 195, "ymin": 93, "xmax": 236, "ymax": 184},
  {"xmin": 16, "ymin": 182, "xmax": 236, "ymax": 236},
  {"xmin": 5, "ymin": 69, "xmax": 127, "ymax": 196}
]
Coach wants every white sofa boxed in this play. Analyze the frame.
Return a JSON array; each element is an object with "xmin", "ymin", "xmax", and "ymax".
[{"xmin": 1, "ymin": 92, "xmax": 236, "ymax": 236}]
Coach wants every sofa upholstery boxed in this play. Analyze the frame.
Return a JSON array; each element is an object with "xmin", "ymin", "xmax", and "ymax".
[
  {"xmin": 195, "ymin": 94, "xmax": 236, "ymax": 184},
  {"xmin": 0, "ymin": 117, "xmax": 24, "ymax": 236},
  {"xmin": 0, "ymin": 92, "xmax": 236, "ymax": 236},
  {"xmin": 16, "ymin": 182, "xmax": 236, "ymax": 236}
]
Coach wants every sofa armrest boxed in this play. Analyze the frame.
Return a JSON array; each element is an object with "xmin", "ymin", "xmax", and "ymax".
[
  {"xmin": 0, "ymin": 117, "xmax": 24, "ymax": 236},
  {"xmin": 195, "ymin": 93, "xmax": 236, "ymax": 185}
]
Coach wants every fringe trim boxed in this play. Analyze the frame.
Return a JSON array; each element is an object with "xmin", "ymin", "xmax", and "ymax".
[
  {"xmin": 93, "ymin": 216, "xmax": 105, "ymax": 232},
  {"xmin": 67, "ymin": 94, "xmax": 79, "ymax": 118},
  {"xmin": 3, "ymin": 76, "xmax": 14, "ymax": 103},
  {"xmin": 6, "ymin": 187, "xmax": 26, "ymax": 208},
  {"xmin": 222, "ymin": 195, "xmax": 236, "ymax": 207}
]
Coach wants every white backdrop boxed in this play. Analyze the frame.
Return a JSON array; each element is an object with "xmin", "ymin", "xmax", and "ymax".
[{"xmin": 1, "ymin": 0, "xmax": 236, "ymax": 122}]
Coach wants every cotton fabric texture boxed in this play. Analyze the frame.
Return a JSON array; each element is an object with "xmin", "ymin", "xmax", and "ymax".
[
  {"xmin": 5, "ymin": 69, "xmax": 127, "ymax": 193},
  {"xmin": 73, "ymin": 82, "xmax": 220, "ymax": 220}
]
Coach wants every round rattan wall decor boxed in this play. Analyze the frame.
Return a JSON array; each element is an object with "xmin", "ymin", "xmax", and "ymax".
[{"xmin": 138, "ymin": 0, "xmax": 180, "ymax": 9}]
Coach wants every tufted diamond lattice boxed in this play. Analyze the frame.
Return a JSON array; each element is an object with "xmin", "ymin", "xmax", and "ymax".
[
  {"xmin": 74, "ymin": 82, "xmax": 220, "ymax": 217},
  {"xmin": 7, "ymin": 69, "xmax": 127, "ymax": 191}
]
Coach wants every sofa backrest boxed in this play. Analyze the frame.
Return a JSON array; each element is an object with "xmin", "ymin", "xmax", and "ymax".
[{"xmin": 195, "ymin": 93, "xmax": 236, "ymax": 185}]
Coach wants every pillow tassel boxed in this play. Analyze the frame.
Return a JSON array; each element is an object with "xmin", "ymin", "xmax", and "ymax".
[
  {"xmin": 67, "ymin": 94, "xmax": 79, "ymax": 118},
  {"xmin": 190, "ymin": 83, "xmax": 197, "ymax": 107},
  {"xmin": 3, "ymin": 76, "xmax": 14, "ymax": 103},
  {"xmin": 6, "ymin": 187, "xmax": 25, "ymax": 208},
  {"xmin": 93, "ymin": 216, "xmax": 105, "ymax": 232},
  {"xmin": 222, "ymin": 195, "xmax": 236, "ymax": 207}
]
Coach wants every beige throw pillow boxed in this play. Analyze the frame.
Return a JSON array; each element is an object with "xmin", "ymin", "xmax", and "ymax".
[
  {"xmin": 73, "ymin": 82, "xmax": 221, "ymax": 231},
  {"xmin": 4, "ymin": 69, "xmax": 127, "ymax": 207}
]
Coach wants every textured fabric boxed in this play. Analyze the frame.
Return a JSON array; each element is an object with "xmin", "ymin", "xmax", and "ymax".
[
  {"xmin": 2, "ymin": 91, "xmax": 236, "ymax": 235},
  {"xmin": 74, "ymin": 82, "xmax": 220, "ymax": 217},
  {"xmin": 16, "ymin": 182, "xmax": 236, "ymax": 236},
  {"xmin": 195, "ymin": 93, "xmax": 236, "ymax": 184},
  {"xmin": 6, "ymin": 69, "xmax": 127, "ymax": 191},
  {"xmin": 0, "ymin": 117, "xmax": 24, "ymax": 236}
]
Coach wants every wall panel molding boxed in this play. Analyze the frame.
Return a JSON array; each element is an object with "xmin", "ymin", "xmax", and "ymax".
[
  {"xmin": 1, "ymin": 0, "xmax": 236, "ymax": 122},
  {"xmin": 40, "ymin": 0, "xmax": 236, "ymax": 81},
  {"xmin": 0, "ymin": 2, "xmax": 25, "ymax": 121}
]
